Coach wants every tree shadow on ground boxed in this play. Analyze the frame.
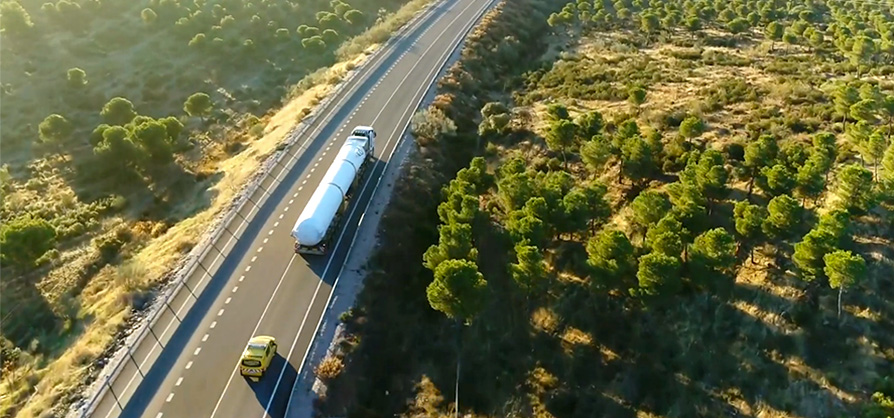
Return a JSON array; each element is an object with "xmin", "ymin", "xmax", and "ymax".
[{"xmin": 0, "ymin": 275, "xmax": 60, "ymax": 353}]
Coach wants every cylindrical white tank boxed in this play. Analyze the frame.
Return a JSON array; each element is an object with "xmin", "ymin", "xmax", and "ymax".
[{"xmin": 291, "ymin": 139, "xmax": 369, "ymax": 247}]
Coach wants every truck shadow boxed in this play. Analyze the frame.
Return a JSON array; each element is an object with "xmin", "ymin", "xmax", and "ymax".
[{"xmin": 245, "ymin": 352, "xmax": 298, "ymax": 418}]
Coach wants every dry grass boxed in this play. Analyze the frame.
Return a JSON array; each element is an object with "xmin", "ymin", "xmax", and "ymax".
[{"xmin": 0, "ymin": 0, "xmax": 437, "ymax": 415}]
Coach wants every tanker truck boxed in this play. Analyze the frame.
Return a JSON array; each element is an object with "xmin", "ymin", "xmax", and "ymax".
[{"xmin": 291, "ymin": 126, "xmax": 376, "ymax": 255}]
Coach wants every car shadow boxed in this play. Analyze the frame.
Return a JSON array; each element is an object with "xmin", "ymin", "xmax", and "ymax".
[{"xmin": 244, "ymin": 352, "xmax": 298, "ymax": 418}]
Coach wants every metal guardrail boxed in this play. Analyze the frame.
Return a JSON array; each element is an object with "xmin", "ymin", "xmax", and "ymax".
[{"xmin": 69, "ymin": 3, "xmax": 446, "ymax": 417}]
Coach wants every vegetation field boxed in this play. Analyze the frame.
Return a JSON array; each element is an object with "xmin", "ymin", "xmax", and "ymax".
[
  {"xmin": 312, "ymin": 0, "xmax": 894, "ymax": 417},
  {"xmin": 0, "ymin": 0, "xmax": 437, "ymax": 415}
]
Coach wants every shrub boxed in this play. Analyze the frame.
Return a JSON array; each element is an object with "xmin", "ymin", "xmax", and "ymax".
[{"xmin": 314, "ymin": 355, "xmax": 344, "ymax": 380}]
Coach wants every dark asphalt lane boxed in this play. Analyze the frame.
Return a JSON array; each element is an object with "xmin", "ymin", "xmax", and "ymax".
[{"xmin": 86, "ymin": 1, "xmax": 494, "ymax": 418}]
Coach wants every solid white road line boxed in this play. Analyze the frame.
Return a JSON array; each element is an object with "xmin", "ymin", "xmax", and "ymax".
[
  {"xmin": 206, "ymin": 255, "xmax": 298, "ymax": 418},
  {"xmin": 261, "ymin": 1, "xmax": 486, "ymax": 416}
]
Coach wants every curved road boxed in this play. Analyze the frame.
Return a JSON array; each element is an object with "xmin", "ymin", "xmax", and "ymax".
[{"xmin": 87, "ymin": 0, "xmax": 493, "ymax": 417}]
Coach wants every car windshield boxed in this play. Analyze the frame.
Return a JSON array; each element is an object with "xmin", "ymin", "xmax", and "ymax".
[
  {"xmin": 352, "ymin": 129, "xmax": 367, "ymax": 136},
  {"xmin": 241, "ymin": 359, "xmax": 261, "ymax": 367},
  {"xmin": 247, "ymin": 342, "xmax": 266, "ymax": 351}
]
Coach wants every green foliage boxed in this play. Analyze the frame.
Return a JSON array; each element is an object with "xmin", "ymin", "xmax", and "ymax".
[
  {"xmin": 679, "ymin": 116, "xmax": 705, "ymax": 142},
  {"xmin": 510, "ymin": 240, "xmax": 547, "ymax": 296},
  {"xmin": 37, "ymin": 114, "xmax": 73, "ymax": 147},
  {"xmin": 575, "ymin": 110, "xmax": 604, "ymax": 139},
  {"xmin": 629, "ymin": 189, "xmax": 670, "ymax": 237},
  {"xmin": 411, "ymin": 107, "xmax": 456, "ymax": 147},
  {"xmin": 759, "ymin": 163, "xmax": 796, "ymax": 197},
  {"xmin": 628, "ymin": 85, "xmax": 647, "ymax": 108},
  {"xmin": 634, "ymin": 252, "xmax": 682, "ymax": 299},
  {"xmin": 733, "ymin": 201, "xmax": 765, "ymax": 256},
  {"xmin": 141, "ymin": 8, "xmax": 157, "ymax": 24},
  {"xmin": 0, "ymin": 1, "xmax": 33, "ymax": 36},
  {"xmin": 101, "ymin": 97, "xmax": 138, "ymax": 126},
  {"xmin": 580, "ymin": 135, "xmax": 611, "ymax": 174},
  {"xmin": 620, "ymin": 135, "xmax": 657, "ymax": 184},
  {"xmin": 824, "ymin": 250, "xmax": 866, "ymax": 291},
  {"xmin": 0, "ymin": 213, "xmax": 57, "ymax": 269},
  {"xmin": 426, "ymin": 258, "xmax": 487, "ymax": 323},
  {"xmin": 688, "ymin": 228, "xmax": 737, "ymax": 292},
  {"xmin": 422, "ymin": 222, "xmax": 478, "ymax": 272},
  {"xmin": 762, "ymin": 194, "xmax": 800, "ymax": 239},
  {"xmin": 545, "ymin": 119, "xmax": 578, "ymax": 164},
  {"xmin": 587, "ymin": 228, "xmax": 636, "ymax": 290},
  {"xmin": 183, "ymin": 92, "xmax": 213, "ymax": 121},
  {"xmin": 834, "ymin": 164, "xmax": 876, "ymax": 214},
  {"xmin": 646, "ymin": 214, "xmax": 686, "ymax": 257},
  {"xmin": 66, "ymin": 68, "xmax": 87, "ymax": 89}
]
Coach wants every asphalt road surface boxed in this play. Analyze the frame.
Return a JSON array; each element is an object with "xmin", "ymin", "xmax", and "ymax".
[{"xmin": 88, "ymin": 0, "xmax": 494, "ymax": 417}]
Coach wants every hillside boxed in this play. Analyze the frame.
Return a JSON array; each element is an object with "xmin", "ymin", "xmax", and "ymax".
[
  {"xmin": 311, "ymin": 0, "xmax": 894, "ymax": 417},
  {"xmin": 0, "ymin": 0, "xmax": 435, "ymax": 416}
]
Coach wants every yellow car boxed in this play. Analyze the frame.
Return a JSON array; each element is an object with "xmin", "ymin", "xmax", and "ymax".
[{"xmin": 239, "ymin": 335, "xmax": 277, "ymax": 382}]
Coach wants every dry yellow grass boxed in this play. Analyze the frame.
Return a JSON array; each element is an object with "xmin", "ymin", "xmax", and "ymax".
[{"xmin": 4, "ymin": 1, "xmax": 437, "ymax": 416}]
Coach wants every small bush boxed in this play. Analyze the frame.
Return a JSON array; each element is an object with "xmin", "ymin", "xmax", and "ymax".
[{"xmin": 314, "ymin": 355, "xmax": 344, "ymax": 381}]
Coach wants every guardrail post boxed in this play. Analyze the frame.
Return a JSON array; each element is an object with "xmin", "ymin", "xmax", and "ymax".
[
  {"xmin": 107, "ymin": 380, "xmax": 124, "ymax": 412},
  {"xmin": 165, "ymin": 300, "xmax": 182, "ymax": 322},
  {"xmin": 180, "ymin": 275, "xmax": 199, "ymax": 300},
  {"xmin": 128, "ymin": 349, "xmax": 144, "ymax": 378}
]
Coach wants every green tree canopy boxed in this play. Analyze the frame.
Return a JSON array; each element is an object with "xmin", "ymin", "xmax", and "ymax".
[
  {"xmin": 762, "ymin": 194, "xmax": 801, "ymax": 239},
  {"xmin": 688, "ymin": 228, "xmax": 737, "ymax": 292},
  {"xmin": 66, "ymin": 67, "xmax": 87, "ymax": 89},
  {"xmin": 634, "ymin": 252, "xmax": 682, "ymax": 299},
  {"xmin": 679, "ymin": 116, "xmax": 705, "ymax": 143},
  {"xmin": 101, "ymin": 97, "xmax": 138, "ymax": 126},
  {"xmin": 587, "ymin": 228, "xmax": 636, "ymax": 290},
  {"xmin": 37, "ymin": 114, "xmax": 73, "ymax": 147},
  {"xmin": 734, "ymin": 200, "xmax": 766, "ymax": 262},
  {"xmin": 426, "ymin": 258, "xmax": 488, "ymax": 323},
  {"xmin": 646, "ymin": 214, "xmax": 686, "ymax": 257},
  {"xmin": 630, "ymin": 190, "xmax": 670, "ymax": 239},
  {"xmin": 510, "ymin": 240, "xmax": 547, "ymax": 296},
  {"xmin": 0, "ymin": 214, "xmax": 57, "ymax": 269},
  {"xmin": 824, "ymin": 250, "xmax": 867, "ymax": 318},
  {"xmin": 184, "ymin": 92, "xmax": 213, "ymax": 121},
  {"xmin": 0, "ymin": 1, "xmax": 34, "ymax": 36},
  {"xmin": 422, "ymin": 222, "xmax": 478, "ymax": 272},
  {"xmin": 834, "ymin": 164, "xmax": 876, "ymax": 214}
]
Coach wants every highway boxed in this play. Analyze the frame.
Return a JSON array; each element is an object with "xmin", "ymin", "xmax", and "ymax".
[{"xmin": 86, "ymin": 0, "xmax": 494, "ymax": 417}]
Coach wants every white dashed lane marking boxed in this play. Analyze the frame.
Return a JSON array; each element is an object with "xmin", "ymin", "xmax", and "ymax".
[
  {"xmin": 156, "ymin": 413, "xmax": 163, "ymax": 418},
  {"xmin": 279, "ymin": 214, "xmax": 284, "ymax": 219},
  {"xmin": 232, "ymin": 286, "xmax": 238, "ymax": 293},
  {"xmin": 257, "ymin": 247, "xmax": 263, "ymax": 253},
  {"xmin": 293, "ymin": 192, "xmax": 298, "ymax": 197},
  {"xmin": 225, "ymin": 297, "xmax": 232, "ymax": 304},
  {"xmin": 268, "ymin": 230, "xmax": 274, "ymax": 236},
  {"xmin": 194, "ymin": 347, "xmax": 201, "ymax": 356},
  {"xmin": 245, "ymin": 266, "xmax": 252, "ymax": 272},
  {"xmin": 251, "ymin": 256, "xmax": 257, "ymax": 262},
  {"xmin": 263, "ymin": 238, "xmax": 269, "ymax": 244},
  {"xmin": 217, "ymin": 309, "xmax": 225, "ymax": 316},
  {"xmin": 185, "ymin": 361, "xmax": 193, "ymax": 369},
  {"xmin": 202, "ymin": 334, "xmax": 209, "ymax": 342},
  {"xmin": 175, "ymin": 377, "xmax": 183, "ymax": 386},
  {"xmin": 274, "ymin": 221, "xmax": 279, "ymax": 227},
  {"xmin": 210, "ymin": 321, "xmax": 217, "ymax": 328},
  {"xmin": 166, "ymin": 394, "xmax": 174, "ymax": 403},
  {"xmin": 288, "ymin": 199, "xmax": 294, "ymax": 204},
  {"xmin": 284, "ymin": 207, "xmax": 289, "ymax": 212}
]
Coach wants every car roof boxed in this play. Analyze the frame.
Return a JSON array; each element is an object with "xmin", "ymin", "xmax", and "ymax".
[{"xmin": 244, "ymin": 336, "xmax": 272, "ymax": 356}]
